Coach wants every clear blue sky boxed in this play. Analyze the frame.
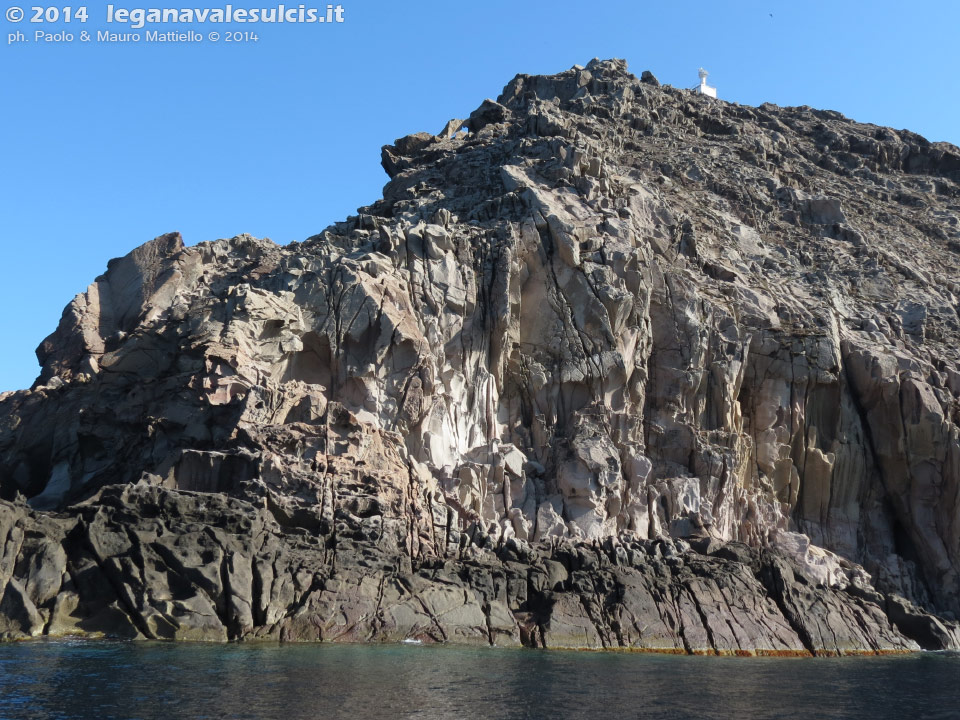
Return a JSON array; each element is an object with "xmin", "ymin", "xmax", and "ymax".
[{"xmin": 2, "ymin": 0, "xmax": 957, "ymax": 392}]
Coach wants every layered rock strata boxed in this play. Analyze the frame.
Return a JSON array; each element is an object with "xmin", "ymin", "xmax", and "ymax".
[{"xmin": 1, "ymin": 59, "xmax": 959, "ymax": 653}]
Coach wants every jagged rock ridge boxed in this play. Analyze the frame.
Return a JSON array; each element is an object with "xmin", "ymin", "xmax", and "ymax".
[{"xmin": 1, "ymin": 58, "xmax": 959, "ymax": 653}]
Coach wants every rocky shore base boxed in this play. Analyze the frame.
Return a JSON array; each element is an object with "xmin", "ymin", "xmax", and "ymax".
[{"xmin": 1, "ymin": 485, "xmax": 956, "ymax": 656}]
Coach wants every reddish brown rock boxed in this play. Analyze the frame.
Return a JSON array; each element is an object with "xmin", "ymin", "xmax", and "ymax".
[{"xmin": 1, "ymin": 58, "xmax": 959, "ymax": 651}]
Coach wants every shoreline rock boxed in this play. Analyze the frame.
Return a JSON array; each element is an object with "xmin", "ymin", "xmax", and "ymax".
[
  {"xmin": 0, "ymin": 485, "xmax": 955, "ymax": 654},
  {"xmin": 2, "ymin": 58, "xmax": 959, "ymax": 654}
]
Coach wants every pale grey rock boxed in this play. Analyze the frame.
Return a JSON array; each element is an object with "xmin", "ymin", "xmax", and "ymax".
[{"xmin": 1, "ymin": 58, "xmax": 959, "ymax": 652}]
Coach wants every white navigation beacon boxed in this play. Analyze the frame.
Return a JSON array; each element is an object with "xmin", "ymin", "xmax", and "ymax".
[{"xmin": 694, "ymin": 68, "xmax": 717, "ymax": 98}]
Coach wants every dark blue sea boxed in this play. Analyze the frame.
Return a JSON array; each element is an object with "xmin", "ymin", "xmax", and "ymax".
[{"xmin": 0, "ymin": 641, "xmax": 958, "ymax": 719}]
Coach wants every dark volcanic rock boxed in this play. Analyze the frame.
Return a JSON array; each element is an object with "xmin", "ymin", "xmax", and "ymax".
[
  {"xmin": 1, "ymin": 58, "xmax": 959, "ymax": 652},
  {"xmin": 0, "ymin": 488, "xmax": 929, "ymax": 653}
]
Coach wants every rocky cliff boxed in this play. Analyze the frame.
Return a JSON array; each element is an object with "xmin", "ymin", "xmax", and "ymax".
[{"xmin": 1, "ymin": 59, "xmax": 959, "ymax": 654}]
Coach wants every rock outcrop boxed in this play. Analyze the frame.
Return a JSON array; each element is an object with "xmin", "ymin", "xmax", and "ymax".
[{"xmin": 1, "ymin": 59, "xmax": 959, "ymax": 653}]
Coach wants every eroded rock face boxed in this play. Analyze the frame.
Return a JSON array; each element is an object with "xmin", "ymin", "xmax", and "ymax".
[
  {"xmin": 1, "ymin": 58, "xmax": 959, "ymax": 651},
  {"xmin": 0, "ymin": 488, "xmax": 942, "ymax": 654}
]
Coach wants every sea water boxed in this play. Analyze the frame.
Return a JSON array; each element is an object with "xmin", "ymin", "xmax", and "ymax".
[{"xmin": 0, "ymin": 641, "xmax": 958, "ymax": 719}]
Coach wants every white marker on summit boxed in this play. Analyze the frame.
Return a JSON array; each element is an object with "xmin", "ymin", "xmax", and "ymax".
[{"xmin": 694, "ymin": 67, "xmax": 717, "ymax": 98}]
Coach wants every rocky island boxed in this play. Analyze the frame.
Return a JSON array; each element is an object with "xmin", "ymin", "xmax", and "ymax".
[{"xmin": 2, "ymin": 59, "xmax": 959, "ymax": 655}]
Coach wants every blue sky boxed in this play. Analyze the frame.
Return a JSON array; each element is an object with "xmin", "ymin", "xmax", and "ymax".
[{"xmin": 1, "ymin": 0, "xmax": 957, "ymax": 392}]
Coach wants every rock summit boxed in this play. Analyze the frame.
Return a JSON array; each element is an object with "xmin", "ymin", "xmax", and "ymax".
[{"xmin": 2, "ymin": 59, "xmax": 960, "ymax": 654}]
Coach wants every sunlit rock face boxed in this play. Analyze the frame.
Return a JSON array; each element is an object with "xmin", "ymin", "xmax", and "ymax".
[{"xmin": 1, "ymin": 59, "xmax": 959, "ymax": 651}]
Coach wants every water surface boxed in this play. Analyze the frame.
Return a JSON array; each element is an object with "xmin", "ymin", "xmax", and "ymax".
[{"xmin": 1, "ymin": 641, "xmax": 958, "ymax": 719}]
